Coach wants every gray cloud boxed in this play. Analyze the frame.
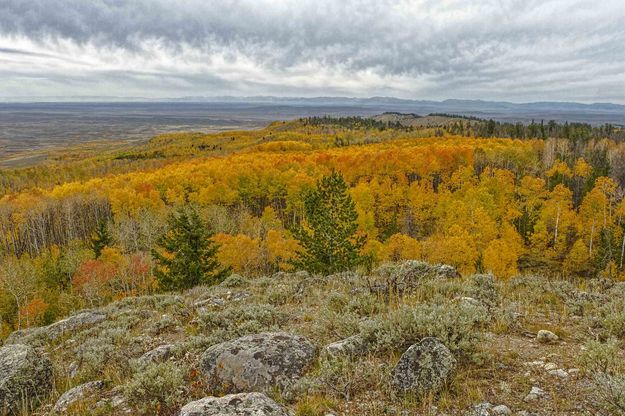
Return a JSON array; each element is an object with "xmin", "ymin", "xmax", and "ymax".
[{"xmin": 0, "ymin": 0, "xmax": 624, "ymax": 102}]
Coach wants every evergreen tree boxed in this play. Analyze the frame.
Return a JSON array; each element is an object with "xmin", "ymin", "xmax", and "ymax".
[
  {"xmin": 152, "ymin": 205, "xmax": 229, "ymax": 291},
  {"xmin": 90, "ymin": 219, "xmax": 112, "ymax": 259},
  {"xmin": 291, "ymin": 171, "xmax": 366, "ymax": 275}
]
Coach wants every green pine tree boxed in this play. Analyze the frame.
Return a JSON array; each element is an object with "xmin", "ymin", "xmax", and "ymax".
[
  {"xmin": 90, "ymin": 219, "xmax": 112, "ymax": 259},
  {"xmin": 291, "ymin": 171, "xmax": 366, "ymax": 275},
  {"xmin": 152, "ymin": 205, "xmax": 229, "ymax": 291}
]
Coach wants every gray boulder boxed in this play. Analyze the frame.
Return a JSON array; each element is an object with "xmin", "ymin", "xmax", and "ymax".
[
  {"xmin": 322, "ymin": 334, "xmax": 368, "ymax": 358},
  {"xmin": 391, "ymin": 337, "xmax": 456, "ymax": 396},
  {"xmin": 0, "ymin": 344, "xmax": 53, "ymax": 414},
  {"xmin": 200, "ymin": 332, "xmax": 315, "ymax": 393},
  {"xmin": 6, "ymin": 311, "xmax": 106, "ymax": 345},
  {"xmin": 179, "ymin": 392, "xmax": 291, "ymax": 416},
  {"xmin": 53, "ymin": 380, "xmax": 106, "ymax": 413}
]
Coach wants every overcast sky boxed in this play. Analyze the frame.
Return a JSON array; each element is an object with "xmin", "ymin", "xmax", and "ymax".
[{"xmin": 1, "ymin": 0, "xmax": 624, "ymax": 103}]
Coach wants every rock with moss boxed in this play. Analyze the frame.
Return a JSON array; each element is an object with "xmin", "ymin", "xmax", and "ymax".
[
  {"xmin": 391, "ymin": 337, "xmax": 456, "ymax": 396},
  {"xmin": 179, "ymin": 392, "xmax": 292, "ymax": 416},
  {"xmin": 0, "ymin": 344, "xmax": 53, "ymax": 414},
  {"xmin": 53, "ymin": 380, "xmax": 106, "ymax": 413},
  {"xmin": 6, "ymin": 311, "xmax": 106, "ymax": 345},
  {"xmin": 199, "ymin": 332, "xmax": 316, "ymax": 393}
]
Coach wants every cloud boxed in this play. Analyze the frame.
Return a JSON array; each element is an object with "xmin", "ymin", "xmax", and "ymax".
[{"xmin": 0, "ymin": 0, "xmax": 624, "ymax": 102}]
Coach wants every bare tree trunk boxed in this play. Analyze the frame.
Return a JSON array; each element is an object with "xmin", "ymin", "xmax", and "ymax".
[
  {"xmin": 619, "ymin": 233, "xmax": 625, "ymax": 270},
  {"xmin": 589, "ymin": 217, "xmax": 596, "ymax": 256},
  {"xmin": 554, "ymin": 204, "xmax": 561, "ymax": 246}
]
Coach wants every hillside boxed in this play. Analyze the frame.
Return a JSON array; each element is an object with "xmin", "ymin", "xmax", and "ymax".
[
  {"xmin": 2, "ymin": 261, "xmax": 625, "ymax": 415},
  {"xmin": 1, "ymin": 116, "xmax": 625, "ymax": 415}
]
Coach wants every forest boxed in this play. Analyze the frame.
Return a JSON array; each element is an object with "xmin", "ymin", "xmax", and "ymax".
[{"xmin": 1, "ymin": 115, "xmax": 625, "ymax": 337}]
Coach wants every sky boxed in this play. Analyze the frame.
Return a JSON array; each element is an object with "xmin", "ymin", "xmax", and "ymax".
[{"xmin": 1, "ymin": 0, "xmax": 624, "ymax": 103}]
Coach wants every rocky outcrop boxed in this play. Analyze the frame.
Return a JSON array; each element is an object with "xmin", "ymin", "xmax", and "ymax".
[
  {"xmin": 199, "ymin": 332, "xmax": 315, "ymax": 393},
  {"xmin": 391, "ymin": 337, "xmax": 456, "ymax": 396},
  {"xmin": 179, "ymin": 392, "xmax": 292, "ymax": 416},
  {"xmin": 0, "ymin": 344, "xmax": 53, "ymax": 414},
  {"xmin": 6, "ymin": 311, "xmax": 106, "ymax": 345},
  {"xmin": 53, "ymin": 380, "xmax": 106, "ymax": 413}
]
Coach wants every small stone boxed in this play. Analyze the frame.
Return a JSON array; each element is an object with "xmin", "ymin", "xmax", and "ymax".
[
  {"xmin": 466, "ymin": 402, "xmax": 491, "ymax": 416},
  {"xmin": 97, "ymin": 394, "xmax": 131, "ymax": 413},
  {"xmin": 568, "ymin": 368, "xmax": 580, "ymax": 375},
  {"xmin": 543, "ymin": 362, "xmax": 557, "ymax": 371},
  {"xmin": 524, "ymin": 386, "xmax": 548, "ymax": 402},
  {"xmin": 138, "ymin": 344, "xmax": 176, "ymax": 365},
  {"xmin": 323, "ymin": 335, "xmax": 368, "ymax": 358},
  {"xmin": 492, "ymin": 405, "xmax": 512, "ymax": 415},
  {"xmin": 548, "ymin": 369, "xmax": 568, "ymax": 378},
  {"xmin": 536, "ymin": 330, "xmax": 559, "ymax": 343}
]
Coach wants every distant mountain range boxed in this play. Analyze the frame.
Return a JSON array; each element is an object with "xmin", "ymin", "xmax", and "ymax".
[{"xmin": 2, "ymin": 96, "xmax": 625, "ymax": 125}]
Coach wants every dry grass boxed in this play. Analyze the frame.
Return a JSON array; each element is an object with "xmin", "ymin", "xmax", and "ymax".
[{"xmin": 16, "ymin": 265, "xmax": 625, "ymax": 415}]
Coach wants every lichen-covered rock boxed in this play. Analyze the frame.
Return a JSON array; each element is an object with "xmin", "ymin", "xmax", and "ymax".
[
  {"xmin": 53, "ymin": 380, "xmax": 106, "ymax": 413},
  {"xmin": 179, "ymin": 392, "xmax": 292, "ymax": 416},
  {"xmin": 199, "ymin": 332, "xmax": 316, "ymax": 393},
  {"xmin": 138, "ymin": 343, "xmax": 176, "ymax": 365},
  {"xmin": 391, "ymin": 337, "xmax": 456, "ymax": 396},
  {"xmin": 6, "ymin": 311, "xmax": 106, "ymax": 345},
  {"xmin": 0, "ymin": 344, "xmax": 53, "ymax": 413},
  {"xmin": 322, "ymin": 334, "xmax": 368, "ymax": 358}
]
